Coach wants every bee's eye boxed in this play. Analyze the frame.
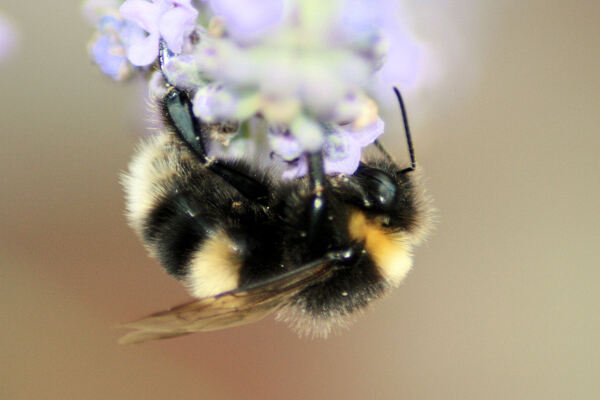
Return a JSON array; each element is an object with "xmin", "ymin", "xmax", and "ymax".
[
  {"xmin": 357, "ymin": 167, "xmax": 397, "ymax": 209},
  {"xmin": 369, "ymin": 172, "xmax": 396, "ymax": 207}
]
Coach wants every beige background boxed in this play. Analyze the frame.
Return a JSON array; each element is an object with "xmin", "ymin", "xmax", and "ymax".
[{"xmin": 1, "ymin": 1, "xmax": 599, "ymax": 399}]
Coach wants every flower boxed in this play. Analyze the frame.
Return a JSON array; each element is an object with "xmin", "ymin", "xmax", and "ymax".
[
  {"xmin": 90, "ymin": 31, "xmax": 130, "ymax": 80},
  {"xmin": 323, "ymin": 117, "xmax": 384, "ymax": 173},
  {"xmin": 119, "ymin": 0, "xmax": 198, "ymax": 66},
  {"xmin": 279, "ymin": 154, "xmax": 309, "ymax": 180},
  {"xmin": 83, "ymin": 0, "xmax": 421, "ymax": 179},
  {"xmin": 161, "ymin": 54, "xmax": 205, "ymax": 89},
  {"xmin": 325, "ymin": 118, "xmax": 384, "ymax": 173},
  {"xmin": 192, "ymin": 84, "xmax": 237, "ymax": 122},
  {"xmin": 192, "ymin": 84, "xmax": 260, "ymax": 123},
  {"xmin": 88, "ymin": 14, "xmax": 144, "ymax": 80},
  {"xmin": 82, "ymin": 1, "xmax": 150, "ymax": 80},
  {"xmin": 323, "ymin": 129, "xmax": 362, "ymax": 175},
  {"xmin": 267, "ymin": 125, "xmax": 303, "ymax": 161},
  {"xmin": 269, "ymin": 117, "xmax": 384, "ymax": 179}
]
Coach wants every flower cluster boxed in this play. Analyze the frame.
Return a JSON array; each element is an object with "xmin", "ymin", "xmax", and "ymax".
[{"xmin": 83, "ymin": 0, "xmax": 421, "ymax": 178}]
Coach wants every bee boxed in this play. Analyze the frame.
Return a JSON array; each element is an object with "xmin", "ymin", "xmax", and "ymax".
[{"xmin": 118, "ymin": 42, "xmax": 432, "ymax": 344}]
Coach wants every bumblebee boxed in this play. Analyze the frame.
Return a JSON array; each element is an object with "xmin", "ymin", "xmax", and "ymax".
[{"xmin": 119, "ymin": 42, "xmax": 432, "ymax": 344}]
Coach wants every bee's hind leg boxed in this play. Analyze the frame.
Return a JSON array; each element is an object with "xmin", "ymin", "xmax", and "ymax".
[{"xmin": 158, "ymin": 41, "xmax": 272, "ymax": 205}]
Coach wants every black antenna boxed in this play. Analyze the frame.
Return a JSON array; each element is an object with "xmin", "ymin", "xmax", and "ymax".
[{"xmin": 393, "ymin": 87, "xmax": 416, "ymax": 173}]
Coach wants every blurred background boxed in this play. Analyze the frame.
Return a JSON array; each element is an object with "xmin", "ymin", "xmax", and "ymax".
[{"xmin": 1, "ymin": 1, "xmax": 599, "ymax": 399}]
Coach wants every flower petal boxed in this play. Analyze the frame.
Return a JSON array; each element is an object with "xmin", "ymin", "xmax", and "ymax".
[
  {"xmin": 159, "ymin": 5, "xmax": 198, "ymax": 53},
  {"xmin": 347, "ymin": 117, "xmax": 384, "ymax": 147},
  {"xmin": 126, "ymin": 31, "xmax": 159, "ymax": 66},
  {"xmin": 290, "ymin": 115, "xmax": 324, "ymax": 153},
  {"xmin": 192, "ymin": 84, "xmax": 236, "ymax": 122},
  {"xmin": 273, "ymin": 153, "xmax": 308, "ymax": 180},
  {"xmin": 120, "ymin": 0, "xmax": 160, "ymax": 33},
  {"xmin": 163, "ymin": 54, "xmax": 204, "ymax": 89},
  {"xmin": 267, "ymin": 126, "xmax": 303, "ymax": 161},
  {"xmin": 119, "ymin": 20, "xmax": 147, "ymax": 46},
  {"xmin": 323, "ymin": 132, "xmax": 362, "ymax": 175},
  {"xmin": 378, "ymin": 26, "xmax": 421, "ymax": 86},
  {"xmin": 91, "ymin": 33, "xmax": 130, "ymax": 80}
]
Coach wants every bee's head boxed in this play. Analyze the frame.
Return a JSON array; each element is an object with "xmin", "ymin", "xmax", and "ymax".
[{"xmin": 346, "ymin": 161, "xmax": 419, "ymax": 234}]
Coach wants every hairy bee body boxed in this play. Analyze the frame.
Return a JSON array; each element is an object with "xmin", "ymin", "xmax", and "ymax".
[
  {"xmin": 123, "ymin": 127, "xmax": 430, "ymax": 339},
  {"xmin": 118, "ymin": 46, "xmax": 431, "ymax": 343},
  {"xmin": 276, "ymin": 160, "xmax": 430, "ymax": 334},
  {"xmin": 125, "ymin": 131, "xmax": 288, "ymax": 298}
]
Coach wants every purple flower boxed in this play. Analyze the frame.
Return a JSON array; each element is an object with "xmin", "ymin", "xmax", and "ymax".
[
  {"xmin": 270, "ymin": 117, "xmax": 384, "ymax": 179},
  {"xmin": 323, "ymin": 118, "xmax": 384, "ymax": 174},
  {"xmin": 162, "ymin": 54, "xmax": 204, "ymax": 89},
  {"xmin": 119, "ymin": 0, "xmax": 198, "ymax": 66},
  {"xmin": 192, "ymin": 84, "xmax": 236, "ymax": 122},
  {"xmin": 290, "ymin": 115, "xmax": 324, "ymax": 153},
  {"xmin": 267, "ymin": 125, "xmax": 303, "ymax": 161},
  {"xmin": 378, "ymin": 25, "xmax": 421, "ymax": 88},
  {"xmin": 279, "ymin": 154, "xmax": 309, "ymax": 180},
  {"xmin": 208, "ymin": 0, "xmax": 284, "ymax": 43},
  {"xmin": 192, "ymin": 83, "xmax": 260, "ymax": 122},
  {"xmin": 345, "ymin": 117, "xmax": 385, "ymax": 147},
  {"xmin": 336, "ymin": 0, "xmax": 421, "ymax": 87},
  {"xmin": 88, "ymin": 15, "xmax": 144, "ymax": 80},
  {"xmin": 81, "ymin": 0, "xmax": 415, "ymax": 181},
  {"xmin": 323, "ymin": 130, "xmax": 362, "ymax": 175},
  {"xmin": 91, "ymin": 32, "xmax": 129, "ymax": 80}
]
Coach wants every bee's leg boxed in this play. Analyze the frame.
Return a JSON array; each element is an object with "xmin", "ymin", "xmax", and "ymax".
[
  {"xmin": 306, "ymin": 151, "xmax": 326, "ymax": 244},
  {"xmin": 163, "ymin": 88, "xmax": 208, "ymax": 162},
  {"xmin": 159, "ymin": 40, "xmax": 209, "ymax": 162},
  {"xmin": 158, "ymin": 42, "xmax": 270, "ymax": 204},
  {"xmin": 163, "ymin": 89, "xmax": 270, "ymax": 203}
]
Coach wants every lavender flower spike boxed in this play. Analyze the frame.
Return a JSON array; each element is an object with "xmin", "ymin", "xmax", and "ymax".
[
  {"xmin": 119, "ymin": 0, "xmax": 198, "ymax": 66},
  {"xmin": 82, "ymin": 0, "xmax": 423, "ymax": 179}
]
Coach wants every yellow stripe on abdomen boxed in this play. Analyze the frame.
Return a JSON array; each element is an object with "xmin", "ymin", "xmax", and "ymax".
[
  {"xmin": 186, "ymin": 230, "xmax": 242, "ymax": 298},
  {"xmin": 348, "ymin": 211, "xmax": 413, "ymax": 286}
]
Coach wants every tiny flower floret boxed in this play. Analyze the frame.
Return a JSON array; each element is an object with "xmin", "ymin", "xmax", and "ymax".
[
  {"xmin": 119, "ymin": 0, "xmax": 198, "ymax": 66},
  {"xmin": 88, "ymin": 14, "xmax": 144, "ymax": 80}
]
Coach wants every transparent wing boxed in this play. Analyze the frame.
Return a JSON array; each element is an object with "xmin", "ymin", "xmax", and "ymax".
[{"xmin": 117, "ymin": 251, "xmax": 350, "ymax": 344}]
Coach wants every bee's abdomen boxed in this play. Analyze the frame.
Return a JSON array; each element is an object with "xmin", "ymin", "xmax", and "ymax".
[
  {"xmin": 143, "ymin": 194, "xmax": 212, "ymax": 279},
  {"xmin": 296, "ymin": 251, "xmax": 386, "ymax": 317}
]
